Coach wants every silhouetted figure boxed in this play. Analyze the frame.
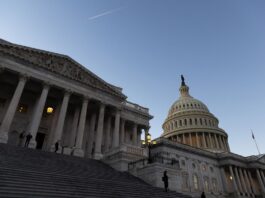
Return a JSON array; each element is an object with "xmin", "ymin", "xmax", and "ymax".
[
  {"xmin": 162, "ymin": 170, "xmax": 168, "ymax": 192},
  {"xmin": 18, "ymin": 131, "xmax": 25, "ymax": 146},
  {"xmin": 55, "ymin": 141, "xmax": 59, "ymax": 153},
  {"xmin": 201, "ymin": 191, "xmax": 206, "ymax": 198},
  {"xmin": 24, "ymin": 133, "xmax": 32, "ymax": 148}
]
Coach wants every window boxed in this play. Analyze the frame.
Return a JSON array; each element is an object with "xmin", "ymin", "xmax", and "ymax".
[
  {"xmin": 195, "ymin": 119, "xmax": 197, "ymax": 125},
  {"xmin": 200, "ymin": 118, "xmax": 202, "ymax": 125},
  {"xmin": 175, "ymin": 121, "xmax": 178, "ymax": 128},
  {"xmin": 182, "ymin": 172, "xmax": 189, "ymax": 190},
  {"xmin": 181, "ymin": 160, "xmax": 186, "ymax": 166},
  {"xmin": 212, "ymin": 178, "xmax": 218, "ymax": 192},
  {"xmin": 17, "ymin": 104, "xmax": 28, "ymax": 113},
  {"xmin": 201, "ymin": 164, "xmax": 207, "ymax": 171},
  {"xmin": 204, "ymin": 176, "xmax": 209, "ymax": 192},
  {"xmin": 189, "ymin": 119, "xmax": 192, "ymax": 125},
  {"xmin": 192, "ymin": 163, "xmax": 196, "ymax": 169},
  {"xmin": 193, "ymin": 174, "xmax": 199, "ymax": 190},
  {"xmin": 184, "ymin": 119, "xmax": 187, "ymax": 126},
  {"xmin": 179, "ymin": 120, "xmax": 182, "ymax": 127},
  {"xmin": 210, "ymin": 167, "xmax": 214, "ymax": 173}
]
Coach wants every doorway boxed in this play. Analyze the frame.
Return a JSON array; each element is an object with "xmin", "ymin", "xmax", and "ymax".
[{"xmin": 36, "ymin": 132, "xmax": 46, "ymax": 150}]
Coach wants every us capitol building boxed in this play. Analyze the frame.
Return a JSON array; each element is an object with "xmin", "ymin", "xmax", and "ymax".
[
  {"xmin": 0, "ymin": 39, "xmax": 265, "ymax": 198},
  {"xmin": 129, "ymin": 76, "xmax": 265, "ymax": 198}
]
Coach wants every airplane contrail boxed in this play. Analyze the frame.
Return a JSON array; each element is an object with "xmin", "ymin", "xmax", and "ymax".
[{"xmin": 88, "ymin": 7, "xmax": 123, "ymax": 21}]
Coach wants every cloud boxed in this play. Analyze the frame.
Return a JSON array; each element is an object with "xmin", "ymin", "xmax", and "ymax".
[{"xmin": 88, "ymin": 7, "xmax": 123, "ymax": 21}]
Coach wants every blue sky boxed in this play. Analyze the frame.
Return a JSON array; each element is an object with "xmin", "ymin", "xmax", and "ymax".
[{"xmin": 0, "ymin": 0, "xmax": 265, "ymax": 156}]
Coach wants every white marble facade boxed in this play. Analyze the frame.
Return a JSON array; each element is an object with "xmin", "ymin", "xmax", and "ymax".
[
  {"xmin": 0, "ymin": 39, "xmax": 152, "ymax": 163},
  {"xmin": 129, "ymin": 79, "xmax": 265, "ymax": 198}
]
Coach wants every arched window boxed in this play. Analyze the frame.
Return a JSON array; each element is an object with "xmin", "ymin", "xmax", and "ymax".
[
  {"xmin": 189, "ymin": 119, "xmax": 192, "ymax": 125},
  {"xmin": 212, "ymin": 178, "xmax": 218, "ymax": 192},
  {"xmin": 203, "ymin": 176, "xmax": 210, "ymax": 192},
  {"xmin": 184, "ymin": 119, "xmax": 187, "ymax": 126},
  {"xmin": 200, "ymin": 118, "xmax": 202, "ymax": 125},
  {"xmin": 179, "ymin": 120, "xmax": 182, "ymax": 127},
  {"xmin": 193, "ymin": 174, "xmax": 199, "ymax": 190},
  {"xmin": 175, "ymin": 121, "xmax": 178, "ymax": 128},
  {"xmin": 205, "ymin": 119, "xmax": 207, "ymax": 126},
  {"xmin": 195, "ymin": 118, "xmax": 197, "ymax": 125},
  {"xmin": 182, "ymin": 172, "xmax": 189, "ymax": 190},
  {"xmin": 171, "ymin": 122, "xmax": 173, "ymax": 130}
]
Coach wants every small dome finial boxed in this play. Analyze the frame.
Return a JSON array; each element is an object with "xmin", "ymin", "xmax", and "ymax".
[{"xmin": 181, "ymin": 74, "xmax": 186, "ymax": 86}]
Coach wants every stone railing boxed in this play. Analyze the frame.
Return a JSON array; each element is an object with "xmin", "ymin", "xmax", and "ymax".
[
  {"xmin": 124, "ymin": 101, "xmax": 149, "ymax": 114},
  {"xmin": 104, "ymin": 144, "xmax": 147, "ymax": 158},
  {"xmin": 128, "ymin": 155, "xmax": 180, "ymax": 170}
]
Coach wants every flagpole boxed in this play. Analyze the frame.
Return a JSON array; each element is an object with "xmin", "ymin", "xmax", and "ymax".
[{"xmin": 251, "ymin": 129, "xmax": 261, "ymax": 155}]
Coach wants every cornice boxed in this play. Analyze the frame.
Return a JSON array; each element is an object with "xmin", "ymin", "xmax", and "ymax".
[{"xmin": 0, "ymin": 41, "xmax": 127, "ymax": 100}]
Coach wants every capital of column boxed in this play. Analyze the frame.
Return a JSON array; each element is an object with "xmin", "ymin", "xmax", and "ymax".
[
  {"xmin": 41, "ymin": 81, "xmax": 51, "ymax": 90},
  {"xmin": 19, "ymin": 73, "xmax": 30, "ymax": 82},
  {"xmin": 62, "ymin": 89, "xmax": 72, "ymax": 97}
]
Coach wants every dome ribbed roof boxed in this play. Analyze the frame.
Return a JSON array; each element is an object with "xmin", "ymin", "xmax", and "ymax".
[{"xmin": 168, "ymin": 86, "xmax": 209, "ymax": 117}]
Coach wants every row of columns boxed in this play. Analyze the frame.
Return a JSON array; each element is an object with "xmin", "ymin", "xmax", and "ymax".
[
  {"xmin": 227, "ymin": 166, "xmax": 257, "ymax": 196},
  {"xmin": 172, "ymin": 132, "xmax": 229, "ymax": 151},
  {"xmin": 0, "ymin": 73, "xmax": 145, "ymax": 159}
]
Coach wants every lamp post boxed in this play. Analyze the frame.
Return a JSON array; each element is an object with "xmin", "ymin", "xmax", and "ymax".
[{"xmin": 142, "ymin": 132, "xmax": 156, "ymax": 163}]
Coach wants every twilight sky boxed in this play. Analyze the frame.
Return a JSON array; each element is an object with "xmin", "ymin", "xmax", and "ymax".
[{"xmin": 0, "ymin": 0, "xmax": 265, "ymax": 156}]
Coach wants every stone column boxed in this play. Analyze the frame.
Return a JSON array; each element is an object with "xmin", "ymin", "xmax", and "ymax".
[
  {"xmin": 261, "ymin": 171, "xmax": 265, "ymax": 186},
  {"xmin": 0, "ymin": 75, "xmax": 28, "ymax": 143},
  {"xmin": 225, "ymin": 137, "xmax": 230, "ymax": 151},
  {"xmin": 202, "ymin": 132, "xmax": 206, "ymax": 148},
  {"xmin": 234, "ymin": 167, "xmax": 243, "ymax": 193},
  {"xmin": 28, "ymin": 83, "xmax": 50, "ymax": 148},
  {"xmin": 87, "ymin": 113, "xmax": 96, "ymax": 158},
  {"xmin": 132, "ymin": 123, "xmax": 138, "ymax": 146},
  {"xmin": 210, "ymin": 134, "xmax": 214, "ymax": 149},
  {"xmin": 137, "ymin": 129, "xmax": 142, "ymax": 146},
  {"xmin": 119, "ymin": 118, "xmax": 125, "ymax": 145},
  {"xmin": 220, "ymin": 167, "xmax": 228, "ymax": 193},
  {"xmin": 112, "ymin": 109, "xmax": 120, "ymax": 148},
  {"xmin": 247, "ymin": 170, "xmax": 257, "ymax": 195},
  {"xmin": 229, "ymin": 166, "xmax": 239, "ymax": 194},
  {"xmin": 239, "ymin": 168, "xmax": 248, "ymax": 195},
  {"xmin": 52, "ymin": 91, "xmax": 71, "ymax": 148},
  {"xmin": 214, "ymin": 134, "xmax": 219, "ymax": 149},
  {"xmin": 221, "ymin": 136, "xmax": 228, "ymax": 151},
  {"xmin": 73, "ymin": 97, "xmax": 89, "ymax": 157},
  {"xmin": 243, "ymin": 169, "xmax": 252, "ymax": 195},
  {"xmin": 256, "ymin": 169, "xmax": 265, "ymax": 194},
  {"xmin": 69, "ymin": 107, "xmax": 80, "ymax": 147},
  {"xmin": 218, "ymin": 135, "xmax": 223, "ymax": 150},
  {"xmin": 189, "ymin": 133, "xmax": 192, "ymax": 146},
  {"xmin": 94, "ymin": 102, "xmax": 105, "ymax": 159},
  {"xmin": 183, "ymin": 133, "xmax": 186, "ymax": 144},
  {"xmin": 196, "ymin": 133, "xmax": 200, "ymax": 147}
]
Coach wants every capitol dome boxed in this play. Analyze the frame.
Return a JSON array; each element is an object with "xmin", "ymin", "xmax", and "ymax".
[{"xmin": 162, "ymin": 76, "xmax": 230, "ymax": 153}]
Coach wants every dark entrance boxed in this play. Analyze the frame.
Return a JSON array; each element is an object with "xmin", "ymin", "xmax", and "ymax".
[{"xmin": 36, "ymin": 133, "xmax": 45, "ymax": 150}]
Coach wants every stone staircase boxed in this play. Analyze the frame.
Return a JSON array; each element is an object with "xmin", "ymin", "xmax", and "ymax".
[{"xmin": 0, "ymin": 143, "xmax": 191, "ymax": 198}]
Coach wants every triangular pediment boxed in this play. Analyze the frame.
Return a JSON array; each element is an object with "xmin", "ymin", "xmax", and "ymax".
[
  {"xmin": 0, "ymin": 39, "xmax": 126, "ymax": 99},
  {"xmin": 257, "ymin": 154, "xmax": 265, "ymax": 163}
]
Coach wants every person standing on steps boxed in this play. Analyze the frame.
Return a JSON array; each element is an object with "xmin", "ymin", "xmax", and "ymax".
[
  {"xmin": 54, "ymin": 140, "xmax": 59, "ymax": 153},
  {"xmin": 162, "ymin": 170, "xmax": 169, "ymax": 192},
  {"xmin": 201, "ymin": 191, "xmax": 206, "ymax": 198},
  {"xmin": 24, "ymin": 133, "xmax": 32, "ymax": 148}
]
